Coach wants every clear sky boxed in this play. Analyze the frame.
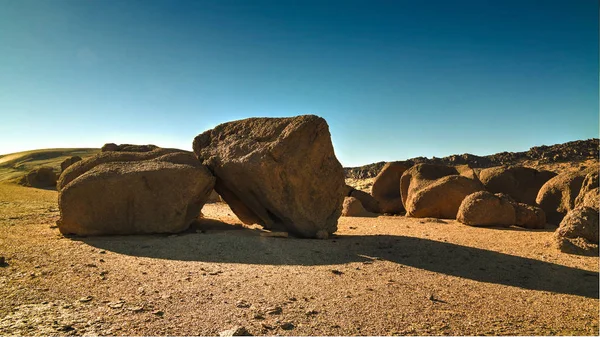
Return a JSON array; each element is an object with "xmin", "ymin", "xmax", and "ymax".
[{"xmin": 1, "ymin": 0, "xmax": 597, "ymax": 166}]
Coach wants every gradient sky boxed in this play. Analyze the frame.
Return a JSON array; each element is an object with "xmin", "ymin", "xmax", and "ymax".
[{"xmin": 1, "ymin": 0, "xmax": 598, "ymax": 166}]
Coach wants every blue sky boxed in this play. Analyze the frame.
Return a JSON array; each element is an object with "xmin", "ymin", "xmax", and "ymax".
[{"xmin": 0, "ymin": 0, "xmax": 597, "ymax": 166}]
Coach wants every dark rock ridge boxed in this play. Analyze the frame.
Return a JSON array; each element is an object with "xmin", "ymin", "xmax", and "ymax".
[{"xmin": 344, "ymin": 138, "xmax": 599, "ymax": 179}]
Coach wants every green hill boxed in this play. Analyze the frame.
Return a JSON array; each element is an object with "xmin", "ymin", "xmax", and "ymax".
[{"xmin": 0, "ymin": 148, "xmax": 100, "ymax": 183}]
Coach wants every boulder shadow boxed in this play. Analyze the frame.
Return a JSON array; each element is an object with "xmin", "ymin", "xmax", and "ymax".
[{"xmin": 79, "ymin": 221, "xmax": 599, "ymax": 299}]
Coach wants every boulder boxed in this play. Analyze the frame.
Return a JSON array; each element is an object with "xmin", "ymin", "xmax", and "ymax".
[
  {"xmin": 18, "ymin": 167, "xmax": 57, "ymax": 188},
  {"xmin": 58, "ymin": 151, "xmax": 215, "ymax": 236},
  {"xmin": 371, "ymin": 161, "xmax": 413, "ymax": 214},
  {"xmin": 536, "ymin": 168, "xmax": 593, "ymax": 225},
  {"xmin": 60, "ymin": 156, "xmax": 82, "ymax": 173},
  {"xmin": 405, "ymin": 175, "xmax": 484, "ymax": 219},
  {"xmin": 512, "ymin": 202, "xmax": 546, "ymax": 229},
  {"xmin": 193, "ymin": 115, "xmax": 345, "ymax": 238},
  {"xmin": 341, "ymin": 197, "xmax": 377, "ymax": 217},
  {"xmin": 349, "ymin": 189, "xmax": 380, "ymax": 213},
  {"xmin": 100, "ymin": 143, "xmax": 119, "ymax": 152},
  {"xmin": 479, "ymin": 166, "xmax": 556, "ymax": 205},
  {"xmin": 554, "ymin": 206, "xmax": 599, "ymax": 255},
  {"xmin": 574, "ymin": 169, "xmax": 599, "ymax": 211},
  {"xmin": 457, "ymin": 191, "xmax": 516, "ymax": 227},
  {"xmin": 400, "ymin": 163, "xmax": 463, "ymax": 209},
  {"xmin": 58, "ymin": 148, "xmax": 182, "ymax": 191}
]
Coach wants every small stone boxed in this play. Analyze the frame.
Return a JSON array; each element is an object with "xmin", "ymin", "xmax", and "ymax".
[
  {"xmin": 280, "ymin": 322, "xmax": 294, "ymax": 330},
  {"xmin": 56, "ymin": 324, "xmax": 75, "ymax": 332},
  {"xmin": 99, "ymin": 250, "xmax": 106, "ymax": 254},
  {"xmin": 0, "ymin": 256, "xmax": 6, "ymax": 266},
  {"xmin": 128, "ymin": 305, "xmax": 144, "ymax": 312},
  {"xmin": 252, "ymin": 312, "xmax": 264, "ymax": 320},
  {"xmin": 152, "ymin": 310, "xmax": 164, "ymax": 317},
  {"xmin": 107, "ymin": 301, "xmax": 124, "ymax": 309},
  {"xmin": 305, "ymin": 309, "xmax": 318, "ymax": 316},
  {"xmin": 79, "ymin": 296, "xmax": 93, "ymax": 303},
  {"xmin": 236, "ymin": 300, "xmax": 251, "ymax": 308},
  {"xmin": 219, "ymin": 326, "xmax": 250, "ymax": 336},
  {"xmin": 331, "ymin": 269, "xmax": 344, "ymax": 275},
  {"xmin": 266, "ymin": 306, "xmax": 282, "ymax": 315}
]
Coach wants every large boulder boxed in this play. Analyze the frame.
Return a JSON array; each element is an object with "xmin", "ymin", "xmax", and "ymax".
[
  {"xmin": 536, "ymin": 168, "xmax": 593, "ymax": 225},
  {"xmin": 574, "ymin": 169, "xmax": 599, "ymax": 211},
  {"xmin": 513, "ymin": 202, "xmax": 546, "ymax": 229},
  {"xmin": 58, "ymin": 151, "xmax": 215, "ymax": 236},
  {"xmin": 18, "ymin": 167, "xmax": 57, "ymax": 188},
  {"xmin": 349, "ymin": 189, "xmax": 380, "ymax": 213},
  {"xmin": 400, "ymin": 163, "xmax": 461, "ymax": 209},
  {"xmin": 371, "ymin": 161, "xmax": 413, "ymax": 214},
  {"xmin": 193, "ymin": 115, "xmax": 345, "ymax": 238},
  {"xmin": 341, "ymin": 197, "xmax": 376, "ymax": 217},
  {"xmin": 554, "ymin": 206, "xmax": 599, "ymax": 256},
  {"xmin": 479, "ymin": 166, "xmax": 556, "ymax": 205},
  {"xmin": 457, "ymin": 191, "xmax": 516, "ymax": 227},
  {"xmin": 60, "ymin": 156, "xmax": 82, "ymax": 173},
  {"xmin": 405, "ymin": 175, "xmax": 484, "ymax": 219}
]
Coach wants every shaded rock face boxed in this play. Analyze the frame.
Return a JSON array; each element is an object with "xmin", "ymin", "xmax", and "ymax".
[
  {"xmin": 405, "ymin": 175, "xmax": 484, "ymax": 219},
  {"xmin": 206, "ymin": 190, "xmax": 222, "ymax": 203},
  {"xmin": 575, "ymin": 170, "xmax": 599, "ymax": 211},
  {"xmin": 341, "ymin": 197, "xmax": 376, "ymax": 217},
  {"xmin": 457, "ymin": 191, "xmax": 516, "ymax": 227},
  {"xmin": 512, "ymin": 202, "xmax": 546, "ymax": 229},
  {"xmin": 371, "ymin": 161, "xmax": 413, "ymax": 214},
  {"xmin": 18, "ymin": 167, "xmax": 57, "ymax": 188},
  {"xmin": 58, "ymin": 151, "xmax": 215, "ymax": 236},
  {"xmin": 101, "ymin": 143, "xmax": 158, "ymax": 153},
  {"xmin": 349, "ymin": 189, "xmax": 380, "ymax": 214},
  {"xmin": 555, "ymin": 206, "xmax": 599, "ymax": 256},
  {"xmin": 60, "ymin": 156, "xmax": 82, "ymax": 173},
  {"xmin": 478, "ymin": 166, "xmax": 557, "ymax": 206},
  {"xmin": 536, "ymin": 168, "xmax": 593, "ymax": 225},
  {"xmin": 193, "ymin": 115, "xmax": 345, "ymax": 238}
]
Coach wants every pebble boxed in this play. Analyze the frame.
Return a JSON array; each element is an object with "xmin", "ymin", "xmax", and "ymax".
[
  {"xmin": 280, "ymin": 322, "xmax": 294, "ymax": 330},
  {"xmin": 236, "ymin": 300, "xmax": 251, "ymax": 308},
  {"xmin": 265, "ymin": 306, "xmax": 282, "ymax": 315},
  {"xmin": 0, "ymin": 256, "xmax": 5, "ymax": 266},
  {"xmin": 79, "ymin": 296, "xmax": 93, "ymax": 303},
  {"xmin": 219, "ymin": 326, "xmax": 250, "ymax": 336},
  {"xmin": 152, "ymin": 310, "xmax": 164, "ymax": 317},
  {"xmin": 331, "ymin": 269, "xmax": 344, "ymax": 275},
  {"xmin": 305, "ymin": 309, "xmax": 318, "ymax": 316}
]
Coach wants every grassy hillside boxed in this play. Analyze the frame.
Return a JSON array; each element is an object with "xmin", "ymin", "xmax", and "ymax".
[{"xmin": 0, "ymin": 148, "xmax": 100, "ymax": 183}]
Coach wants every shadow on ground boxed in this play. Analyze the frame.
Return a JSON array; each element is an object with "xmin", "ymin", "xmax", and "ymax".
[{"xmin": 80, "ymin": 220, "xmax": 599, "ymax": 299}]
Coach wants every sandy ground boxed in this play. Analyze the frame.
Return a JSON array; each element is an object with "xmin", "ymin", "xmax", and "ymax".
[{"xmin": 0, "ymin": 182, "xmax": 598, "ymax": 336}]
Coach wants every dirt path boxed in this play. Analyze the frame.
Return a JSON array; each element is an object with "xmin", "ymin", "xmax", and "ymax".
[{"xmin": 0, "ymin": 183, "xmax": 598, "ymax": 336}]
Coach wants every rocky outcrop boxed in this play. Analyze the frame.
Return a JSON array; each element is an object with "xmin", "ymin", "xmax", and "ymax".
[
  {"xmin": 18, "ymin": 167, "xmax": 57, "ymax": 188},
  {"xmin": 58, "ymin": 151, "xmax": 214, "ymax": 236},
  {"xmin": 341, "ymin": 197, "xmax": 377, "ymax": 217},
  {"xmin": 555, "ymin": 206, "xmax": 599, "ymax": 256},
  {"xmin": 101, "ymin": 143, "xmax": 159, "ymax": 153},
  {"xmin": 478, "ymin": 166, "xmax": 556, "ymax": 205},
  {"xmin": 457, "ymin": 191, "xmax": 516, "ymax": 227},
  {"xmin": 371, "ymin": 161, "xmax": 413, "ymax": 214},
  {"xmin": 574, "ymin": 169, "xmax": 599, "ymax": 210},
  {"xmin": 536, "ymin": 168, "xmax": 594, "ymax": 225},
  {"xmin": 405, "ymin": 175, "xmax": 483, "ymax": 219},
  {"xmin": 193, "ymin": 115, "xmax": 345, "ymax": 238},
  {"xmin": 60, "ymin": 156, "xmax": 82, "ymax": 173}
]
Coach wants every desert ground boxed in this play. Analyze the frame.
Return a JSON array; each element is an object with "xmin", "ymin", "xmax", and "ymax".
[{"xmin": 0, "ymin": 180, "xmax": 598, "ymax": 336}]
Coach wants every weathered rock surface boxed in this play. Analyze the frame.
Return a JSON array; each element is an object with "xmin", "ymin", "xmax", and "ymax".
[
  {"xmin": 371, "ymin": 161, "xmax": 413, "ymax": 214},
  {"xmin": 400, "ymin": 163, "xmax": 461, "ymax": 209},
  {"xmin": 341, "ymin": 197, "xmax": 376, "ymax": 217},
  {"xmin": 60, "ymin": 156, "xmax": 82, "ymax": 173},
  {"xmin": 457, "ymin": 191, "xmax": 516, "ymax": 227},
  {"xmin": 18, "ymin": 167, "xmax": 57, "ymax": 188},
  {"xmin": 536, "ymin": 168, "xmax": 593, "ymax": 225},
  {"xmin": 101, "ymin": 143, "xmax": 158, "ymax": 153},
  {"xmin": 193, "ymin": 115, "xmax": 345, "ymax": 238},
  {"xmin": 575, "ymin": 169, "xmax": 599, "ymax": 211},
  {"xmin": 479, "ymin": 166, "xmax": 556, "ymax": 205},
  {"xmin": 512, "ymin": 202, "xmax": 546, "ymax": 229},
  {"xmin": 58, "ymin": 151, "xmax": 214, "ymax": 236},
  {"xmin": 555, "ymin": 206, "xmax": 599, "ymax": 255},
  {"xmin": 405, "ymin": 175, "xmax": 484, "ymax": 219}
]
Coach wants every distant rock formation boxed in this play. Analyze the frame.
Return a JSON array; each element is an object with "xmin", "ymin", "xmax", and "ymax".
[{"xmin": 18, "ymin": 167, "xmax": 57, "ymax": 188}]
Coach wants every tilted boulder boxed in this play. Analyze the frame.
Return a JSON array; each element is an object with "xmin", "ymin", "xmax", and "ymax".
[
  {"xmin": 58, "ymin": 151, "xmax": 215, "ymax": 236},
  {"xmin": 60, "ymin": 156, "xmax": 82, "ymax": 173},
  {"xmin": 574, "ymin": 169, "xmax": 599, "ymax": 211},
  {"xmin": 457, "ymin": 191, "xmax": 516, "ymax": 227},
  {"xmin": 341, "ymin": 197, "xmax": 377, "ymax": 217},
  {"xmin": 349, "ymin": 189, "xmax": 380, "ymax": 213},
  {"xmin": 193, "ymin": 115, "xmax": 345, "ymax": 238},
  {"xmin": 405, "ymin": 175, "xmax": 484, "ymax": 219},
  {"xmin": 18, "ymin": 167, "xmax": 57, "ymax": 188},
  {"xmin": 371, "ymin": 161, "xmax": 413, "ymax": 214},
  {"xmin": 479, "ymin": 166, "xmax": 556, "ymax": 205},
  {"xmin": 554, "ymin": 206, "xmax": 599, "ymax": 256},
  {"xmin": 536, "ymin": 168, "xmax": 594, "ymax": 225}
]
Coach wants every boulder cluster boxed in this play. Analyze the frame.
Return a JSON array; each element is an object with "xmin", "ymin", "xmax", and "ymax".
[{"xmin": 57, "ymin": 115, "xmax": 346, "ymax": 239}]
